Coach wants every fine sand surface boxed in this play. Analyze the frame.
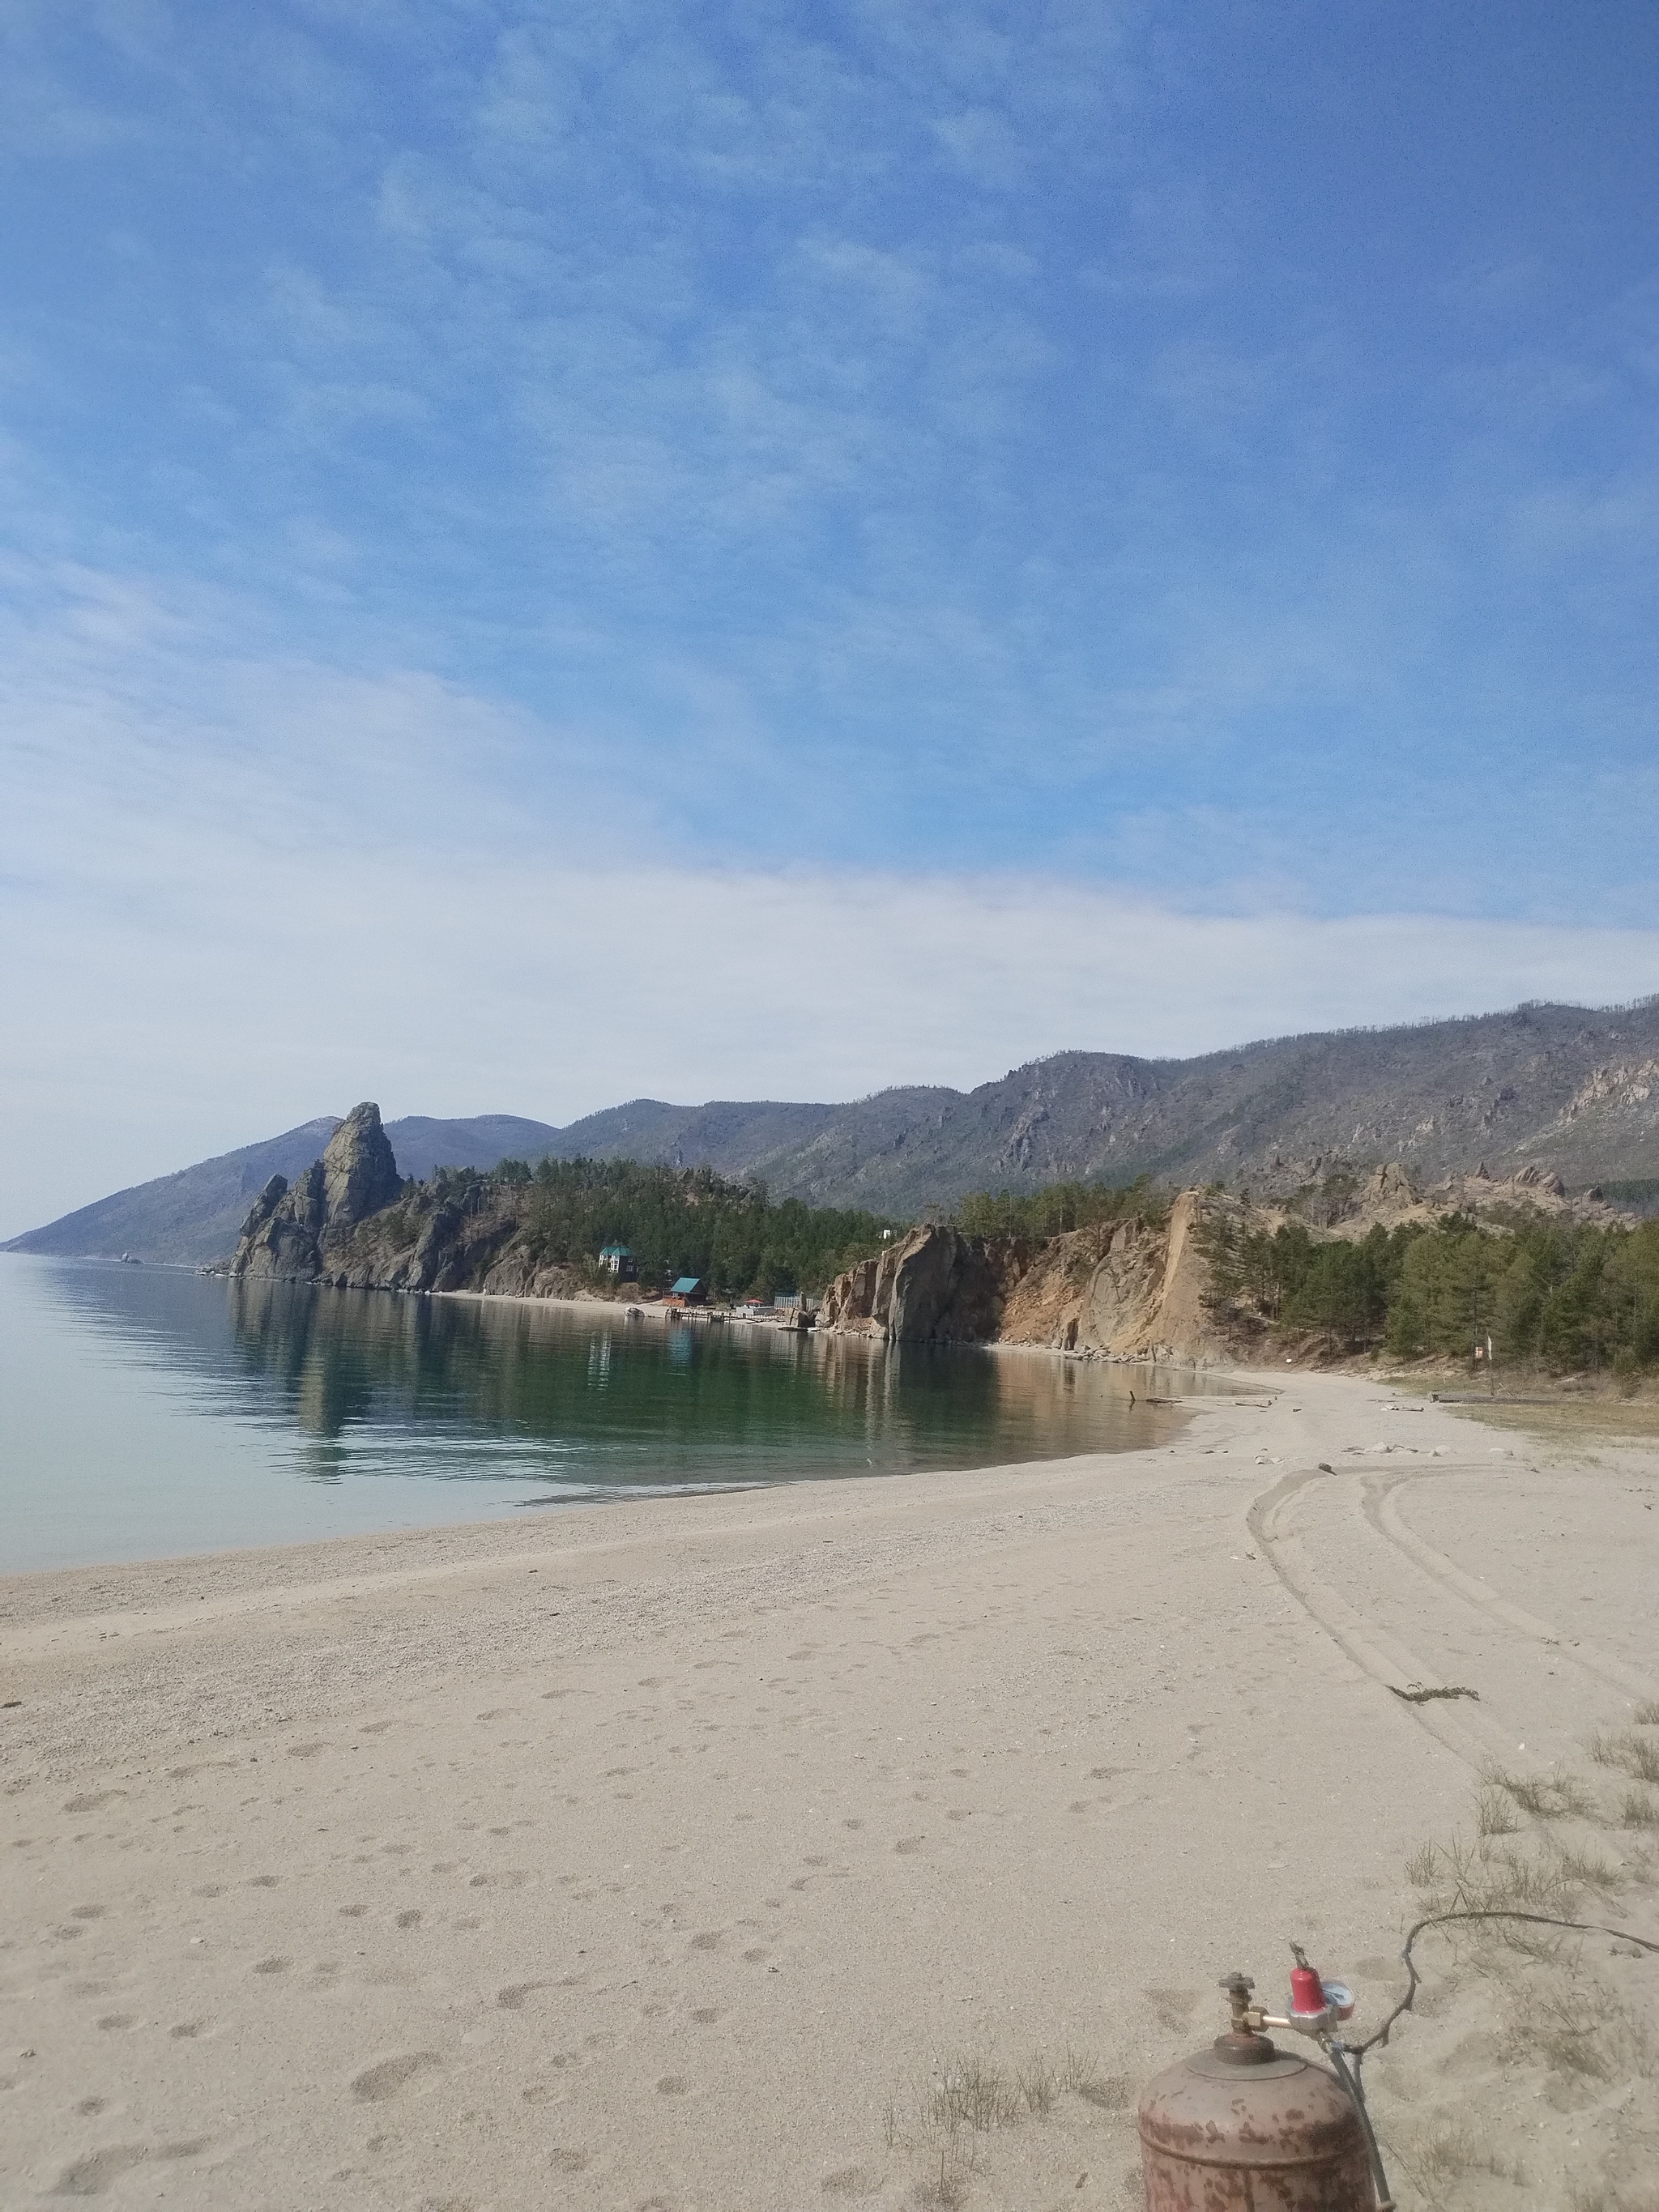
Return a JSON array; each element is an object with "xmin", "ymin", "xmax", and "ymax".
[{"xmin": 3, "ymin": 1370, "xmax": 1657, "ymax": 2210}]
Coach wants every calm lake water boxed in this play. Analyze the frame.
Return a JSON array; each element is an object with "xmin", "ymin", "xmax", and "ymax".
[{"xmin": 1, "ymin": 1258, "xmax": 1219, "ymax": 1572}]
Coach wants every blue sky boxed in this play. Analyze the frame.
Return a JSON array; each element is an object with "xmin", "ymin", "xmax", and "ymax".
[{"xmin": 5, "ymin": 2, "xmax": 1659, "ymax": 1228}]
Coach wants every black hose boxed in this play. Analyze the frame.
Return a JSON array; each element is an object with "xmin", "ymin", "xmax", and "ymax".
[
  {"xmin": 1324, "ymin": 2039, "xmax": 1394, "ymax": 2212},
  {"xmin": 1346, "ymin": 1907, "xmax": 1659, "ymax": 2069},
  {"xmin": 1328, "ymin": 1909, "xmax": 1659, "ymax": 2212}
]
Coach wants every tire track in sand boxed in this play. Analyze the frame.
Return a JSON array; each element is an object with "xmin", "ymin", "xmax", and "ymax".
[
  {"xmin": 1362, "ymin": 1470, "xmax": 1659, "ymax": 1706},
  {"xmin": 1247, "ymin": 1467, "xmax": 1520, "ymax": 1773}
]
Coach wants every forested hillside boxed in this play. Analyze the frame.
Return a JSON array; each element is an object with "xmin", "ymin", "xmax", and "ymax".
[
  {"xmin": 1201, "ymin": 1209, "xmax": 1659, "ymax": 1370},
  {"xmin": 434, "ymin": 1157, "xmax": 899, "ymax": 1302}
]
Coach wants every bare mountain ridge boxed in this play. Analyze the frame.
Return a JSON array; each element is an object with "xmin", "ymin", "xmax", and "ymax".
[
  {"xmin": 9, "ymin": 996, "xmax": 1659, "ymax": 1265},
  {"xmin": 554, "ymin": 998, "xmax": 1659, "ymax": 1210}
]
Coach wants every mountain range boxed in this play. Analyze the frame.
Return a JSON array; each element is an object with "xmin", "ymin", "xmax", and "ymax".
[{"xmin": 8, "ymin": 996, "xmax": 1659, "ymax": 1267}]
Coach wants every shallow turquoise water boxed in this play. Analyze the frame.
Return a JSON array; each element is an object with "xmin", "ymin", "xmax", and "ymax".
[{"xmin": 0, "ymin": 1258, "xmax": 1215, "ymax": 1571}]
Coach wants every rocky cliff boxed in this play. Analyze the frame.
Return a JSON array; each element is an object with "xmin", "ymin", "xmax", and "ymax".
[
  {"xmin": 818, "ymin": 1198, "xmax": 1218, "ymax": 1359},
  {"xmin": 226, "ymin": 1104, "xmax": 404, "ymax": 1280},
  {"xmin": 814, "ymin": 1155, "xmax": 1622, "ymax": 1364},
  {"xmin": 816, "ymin": 1225, "xmax": 1008, "ymax": 1344},
  {"xmin": 230, "ymin": 1160, "xmax": 595, "ymax": 1300}
]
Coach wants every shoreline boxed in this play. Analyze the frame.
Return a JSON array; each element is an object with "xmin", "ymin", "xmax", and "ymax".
[
  {"xmin": 9, "ymin": 1250, "xmax": 1234, "ymax": 1581},
  {"xmin": 425, "ymin": 1281, "xmax": 1235, "ymax": 1368},
  {"xmin": 4, "ymin": 1366, "xmax": 1655, "ymax": 2208}
]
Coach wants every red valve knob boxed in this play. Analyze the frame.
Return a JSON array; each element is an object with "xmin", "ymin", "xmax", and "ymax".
[{"xmin": 1289, "ymin": 1965, "xmax": 1327, "ymax": 2016}]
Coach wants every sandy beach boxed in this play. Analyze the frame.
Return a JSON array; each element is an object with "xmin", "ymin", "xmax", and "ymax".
[{"xmin": 4, "ymin": 1368, "xmax": 1657, "ymax": 2210}]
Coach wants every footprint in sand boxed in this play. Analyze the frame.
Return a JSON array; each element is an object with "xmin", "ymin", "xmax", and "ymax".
[
  {"xmin": 247, "ymin": 1874, "xmax": 279, "ymax": 1888},
  {"xmin": 893, "ymin": 1836, "xmax": 924, "ymax": 1855},
  {"xmin": 169, "ymin": 2021, "xmax": 207, "ymax": 2040},
  {"xmin": 1144, "ymin": 1988, "xmax": 1199, "ymax": 2033},
  {"xmin": 286, "ymin": 1742, "xmax": 328, "ymax": 1759},
  {"xmin": 52, "ymin": 2145, "xmax": 150, "ymax": 2193},
  {"xmin": 689, "ymin": 1932, "xmax": 722, "ymax": 1951},
  {"xmin": 396, "ymin": 1910, "xmax": 422, "ymax": 1929},
  {"xmin": 70, "ymin": 1904, "xmax": 105, "ymax": 1921},
  {"xmin": 62, "ymin": 1791, "xmax": 126, "ymax": 1815},
  {"xmin": 550, "ymin": 2148, "xmax": 590, "ymax": 2172},
  {"xmin": 74, "ymin": 2097, "xmax": 107, "ymax": 2116},
  {"xmin": 51, "ymin": 2139, "xmax": 208, "ymax": 2194},
  {"xmin": 655, "ymin": 2076, "xmax": 690, "ymax": 2095},
  {"xmin": 352, "ymin": 2052, "xmax": 442, "ymax": 2103},
  {"xmin": 497, "ymin": 1982, "xmax": 548, "ymax": 2011},
  {"xmin": 691, "ymin": 2007, "xmax": 720, "ymax": 2025},
  {"xmin": 252, "ymin": 1957, "xmax": 289, "ymax": 1975},
  {"xmin": 821, "ymin": 2167, "xmax": 876, "ymax": 2197},
  {"xmin": 96, "ymin": 2014, "xmax": 135, "ymax": 2031}
]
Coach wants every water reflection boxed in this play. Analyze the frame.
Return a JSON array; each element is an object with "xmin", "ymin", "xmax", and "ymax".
[
  {"xmin": 211, "ymin": 1273, "xmax": 1201, "ymax": 1481},
  {"xmin": 4, "ymin": 1258, "xmax": 1226, "ymax": 1571}
]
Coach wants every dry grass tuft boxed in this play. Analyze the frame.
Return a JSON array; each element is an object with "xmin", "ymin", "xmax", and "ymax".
[
  {"xmin": 1056, "ymin": 2047, "xmax": 1104, "ymax": 2097},
  {"xmin": 1486, "ymin": 1765, "xmax": 1594, "ymax": 1818},
  {"xmin": 926, "ymin": 2056, "xmax": 1021, "ymax": 2136},
  {"xmin": 1476, "ymin": 1785, "xmax": 1520, "ymax": 1837},
  {"xmin": 1013, "ymin": 2054, "xmax": 1056, "ymax": 2118},
  {"xmin": 923, "ymin": 2046, "xmax": 1101, "ymax": 2139},
  {"xmin": 911, "ymin": 2150, "xmax": 969, "ymax": 2210},
  {"xmin": 1405, "ymin": 1838, "xmax": 1440, "ymax": 1886},
  {"xmin": 1631, "ymin": 1698, "xmax": 1659, "ymax": 1727},
  {"xmin": 1592, "ymin": 1729, "xmax": 1659, "ymax": 1785},
  {"xmin": 1619, "ymin": 1788, "xmax": 1659, "ymax": 1829},
  {"xmin": 1414, "ymin": 1830, "xmax": 1582, "ymax": 1919},
  {"xmin": 1552, "ymin": 1842, "xmax": 1627, "ymax": 1894},
  {"xmin": 1506, "ymin": 1963, "xmax": 1655, "ymax": 2094},
  {"xmin": 1392, "ymin": 2118, "xmax": 1526, "ymax": 2207},
  {"xmin": 906, "ymin": 2044, "xmax": 1109, "ymax": 2208},
  {"xmin": 1533, "ymin": 1989, "xmax": 1611, "ymax": 2080}
]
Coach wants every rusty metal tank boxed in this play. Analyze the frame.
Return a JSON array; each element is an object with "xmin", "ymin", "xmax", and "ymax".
[{"xmin": 1138, "ymin": 1975, "xmax": 1373, "ymax": 2210}]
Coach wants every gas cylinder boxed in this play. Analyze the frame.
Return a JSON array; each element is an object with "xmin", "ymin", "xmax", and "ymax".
[{"xmin": 1138, "ymin": 1974, "xmax": 1373, "ymax": 2211}]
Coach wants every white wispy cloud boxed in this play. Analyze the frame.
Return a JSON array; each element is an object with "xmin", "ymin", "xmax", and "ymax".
[{"xmin": 5, "ymin": 561, "xmax": 1657, "ymax": 1234}]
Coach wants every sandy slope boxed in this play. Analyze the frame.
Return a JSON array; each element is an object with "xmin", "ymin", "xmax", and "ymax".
[{"xmin": 2, "ymin": 1371, "xmax": 1656, "ymax": 2210}]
